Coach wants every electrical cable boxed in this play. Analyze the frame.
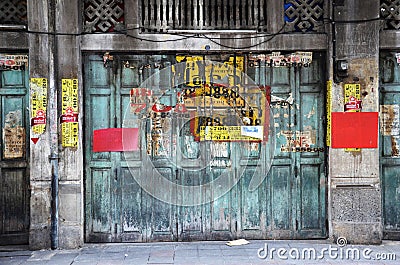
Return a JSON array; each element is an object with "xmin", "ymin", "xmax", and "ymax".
[
  {"xmin": 2, "ymin": 15, "xmax": 389, "ymax": 50},
  {"xmin": 198, "ymin": 23, "xmax": 287, "ymax": 50}
]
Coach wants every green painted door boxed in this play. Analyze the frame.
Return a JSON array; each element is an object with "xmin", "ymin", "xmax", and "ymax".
[
  {"xmin": 0, "ymin": 61, "xmax": 30, "ymax": 245},
  {"xmin": 84, "ymin": 53, "xmax": 326, "ymax": 242},
  {"xmin": 263, "ymin": 54, "xmax": 327, "ymax": 238},
  {"xmin": 380, "ymin": 51, "xmax": 400, "ymax": 239}
]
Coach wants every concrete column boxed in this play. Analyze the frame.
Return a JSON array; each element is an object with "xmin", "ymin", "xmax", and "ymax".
[
  {"xmin": 329, "ymin": 0, "xmax": 382, "ymax": 244},
  {"xmin": 28, "ymin": 0, "xmax": 53, "ymax": 249},
  {"xmin": 56, "ymin": 0, "xmax": 84, "ymax": 249},
  {"xmin": 28, "ymin": 0, "xmax": 83, "ymax": 249}
]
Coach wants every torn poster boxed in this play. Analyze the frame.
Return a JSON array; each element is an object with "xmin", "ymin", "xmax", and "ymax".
[
  {"xmin": 3, "ymin": 110, "xmax": 25, "ymax": 159},
  {"xmin": 380, "ymin": 105, "xmax": 400, "ymax": 136}
]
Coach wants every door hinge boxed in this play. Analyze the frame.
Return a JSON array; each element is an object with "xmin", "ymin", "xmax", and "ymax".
[
  {"xmin": 294, "ymin": 165, "xmax": 298, "ymax": 178},
  {"xmin": 294, "ymin": 113, "xmax": 297, "ymax": 126},
  {"xmin": 114, "ymin": 168, "xmax": 118, "ymax": 180},
  {"xmin": 295, "ymin": 219, "xmax": 299, "ymax": 231}
]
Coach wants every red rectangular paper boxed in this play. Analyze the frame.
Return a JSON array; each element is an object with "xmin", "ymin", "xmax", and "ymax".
[
  {"xmin": 93, "ymin": 128, "xmax": 139, "ymax": 152},
  {"xmin": 331, "ymin": 112, "xmax": 378, "ymax": 148}
]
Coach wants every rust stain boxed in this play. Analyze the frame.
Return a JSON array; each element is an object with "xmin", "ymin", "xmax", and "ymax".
[{"xmin": 391, "ymin": 136, "xmax": 400, "ymax": 157}]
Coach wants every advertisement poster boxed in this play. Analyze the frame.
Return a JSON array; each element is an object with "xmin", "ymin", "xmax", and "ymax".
[
  {"xmin": 344, "ymin": 83, "xmax": 361, "ymax": 151},
  {"xmin": 3, "ymin": 110, "xmax": 25, "ymax": 159},
  {"xmin": 30, "ymin": 78, "xmax": 48, "ymax": 135},
  {"xmin": 175, "ymin": 55, "xmax": 267, "ymax": 142},
  {"xmin": 344, "ymin": 84, "xmax": 361, "ymax": 112},
  {"xmin": 61, "ymin": 79, "xmax": 79, "ymax": 148},
  {"xmin": 200, "ymin": 126, "xmax": 263, "ymax": 141},
  {"xmin": 0, "ymin": 54, "xmax": 28, "ymax": 71}
]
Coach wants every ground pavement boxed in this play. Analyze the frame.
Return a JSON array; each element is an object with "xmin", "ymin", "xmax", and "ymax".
[{"xmin": 1, "ymin": 239, "xmax": 400, "ymax": 265}]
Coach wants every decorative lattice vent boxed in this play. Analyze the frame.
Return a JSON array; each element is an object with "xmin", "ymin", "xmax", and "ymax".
[
  {"xmin": 381, "ymin": 0, "xmax": 400, "ymax": 30},
  {"xmin": 284, "ymin": 0, "xmax": 324, "ymax": 32},
  {"xmin": 84, "ymin": 0, "xmax": 125, "ymax": 33},
  {"xmin": 0, "ymin": 0, "xmax": 27, "ymax": 25}
]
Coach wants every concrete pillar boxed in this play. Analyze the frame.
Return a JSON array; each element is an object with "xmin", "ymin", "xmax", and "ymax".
[
  {"xmin": 28, "ymin": 0, "xmax": 83, "ymax": 249},
  {"xmin": 28, "ymin": 0, "xmax": 53, "ymax": 249},
  {"xmin": 56, "ymin": 0, "xmax": 84, "ymax": 249},
  {"xmin": 329, "ymin": 0, "xmax": 382, "ymax": 244}
]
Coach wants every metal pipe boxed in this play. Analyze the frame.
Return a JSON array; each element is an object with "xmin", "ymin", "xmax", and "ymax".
[
  {"xmin": 50, "ymin": 153, "xmax": 59, "ymax": 249},
  {"xmin": 49, "ymin": 0, "xmax": 59, "ymax": 250}
]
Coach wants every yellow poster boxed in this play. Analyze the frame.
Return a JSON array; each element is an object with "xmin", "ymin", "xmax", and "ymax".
[
  {"xmin": 344, "ymin": 83, "xmax": 361, "ymax": 112},
  {"xmin": 175, "ymin": 55, "xmax": 245, "ymax": 108},
  {"xmin": 30, "ymin": 78, "xmax": 48, "ymax": 135},
  {"xmin": 175, "ymin": 56, "xmax": 267, "ymax": 142},
  {"xmin": 61, "ymin": 79, "xmax": 79, "ymax": 148},
  {"xmin": 344, "ymin": 83, "xmax": 361, "ymax": 151},
  {"xmin": 326, "ymin": 80, "xmax": 332, "ymax": 146},
  {"xmin": 200, "ymin": 126, "xmax": 262, "ymax": 141}
]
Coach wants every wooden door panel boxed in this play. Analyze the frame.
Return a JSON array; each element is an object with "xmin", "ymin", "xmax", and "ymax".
[
  {"xmin": 298, "ymin": 164, "xmax": 324, "ymax": 230},
  {"xmin": 380, "ymin": 52, "xmax": 400, "ymax": 239},
  {"xmin": 179, "ymin": 169, "xmax": 206, "ymax": 240},
  {"xmin": 84, "ymin": 53, "xmax": 327, "ymax": 242},
  {"xmin": 268, "ymin": 166, "xmax": 292, "ymax": 231},
  {"xmin": 88, "ymin": 168, "xmax": 113, "ymax": 234},
  {"xmin": 0, "ymin": 64, "xmax": 29, "ymax": 245},
  {"xmin": 120, "ymin": 167, "xmax": 144, "ymax": 241}
]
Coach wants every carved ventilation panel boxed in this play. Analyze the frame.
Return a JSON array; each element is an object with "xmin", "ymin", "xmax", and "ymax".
[
  {"xmin": 0, "ymin": 0, "xmax": 27, "ymax": 25},
  {"xmin": 84, "ymin": 0, "xmax": 125, "ymax": 33},
  {"xmin": 140, "ymin": 0, "xmax": 268, "ymax": 32},
  {"xmin": 381, "ymin": 0, "xmax": 400, "ymax": 30},
  {"xmin": 284, "ymin": 0, "xmax": 324, "ymax": 32}
]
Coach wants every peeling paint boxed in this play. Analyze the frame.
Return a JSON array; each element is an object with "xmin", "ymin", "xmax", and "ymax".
[
  {"xmin": 391, "ymin": 136, "xmax": 400, "ymax": 157},
  {"xmin": 306, "ymin": 107, "xmax": 315, "ymax": 119}
]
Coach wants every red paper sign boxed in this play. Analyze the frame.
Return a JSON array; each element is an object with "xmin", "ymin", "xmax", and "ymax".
[
  {"xmin": 331, "ymin": 112, "xmax": 378, "ymax": 148},
  {"xmin": 93, "ymin": 128, "xmax": 139, "ymax": 152}
]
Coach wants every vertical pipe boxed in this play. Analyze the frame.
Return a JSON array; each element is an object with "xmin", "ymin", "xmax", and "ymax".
[{"xmin": 49, "ymin": 0, "xmax": 59, "ymax": 250}]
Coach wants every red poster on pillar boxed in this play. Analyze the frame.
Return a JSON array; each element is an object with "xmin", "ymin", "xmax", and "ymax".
[{"xmin": 331, "ymin": 112, "xmax": 378, "ymax": 148}]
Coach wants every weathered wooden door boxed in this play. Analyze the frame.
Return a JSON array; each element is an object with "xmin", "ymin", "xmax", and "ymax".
[
  {"xmin": 84, "ymin": 53, "xmax": 326, "ymax": 242},
  {"xmin": 265, "ymin": 55, "xmax": 327, "ymax": 238},
  {"xmin": 0, "ymin": 60, "xmax": 30, "ymax": 245},
  {"xmin": 85, "ymin": 54, "xmax": 176, "ymax": 242},
  {"xmin": 380, "ymin": 51, "xmax": 400, "ymax": 239}
]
